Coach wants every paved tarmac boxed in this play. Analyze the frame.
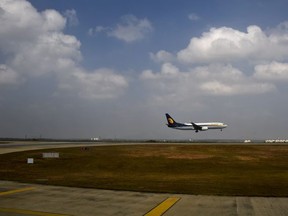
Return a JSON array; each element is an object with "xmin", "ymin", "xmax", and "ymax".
[
  {"xmin": 1, "ymin": 181, "xmax": 288, "ymax": 216},
  {"xmin": 1, "ymin": 142, "xmax": 288, "ymax": 215},
  {"xmin": 0, "ymin": 141, "xmax": 104, "ymax": 155}
]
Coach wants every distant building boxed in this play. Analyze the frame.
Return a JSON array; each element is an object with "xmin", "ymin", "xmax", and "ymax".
[{"xmin": 265, "ymin": 139, "xmax": 288, "ymax": 143}]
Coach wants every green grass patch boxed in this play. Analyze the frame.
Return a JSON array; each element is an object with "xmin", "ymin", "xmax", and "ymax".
[{"xmin": 1, "ymin": 144, "xmax": 288, "ymax": 196}]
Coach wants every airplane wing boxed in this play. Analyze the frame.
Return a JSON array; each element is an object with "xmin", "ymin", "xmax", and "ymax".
[{"xmin": 191, "ymin": 122, "xmax": 202, "ymax": 131}]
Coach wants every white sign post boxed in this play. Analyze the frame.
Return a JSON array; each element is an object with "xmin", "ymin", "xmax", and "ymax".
[{"xmin": 27, "ymin": 158, "xmax": 34, "ymax": 164}]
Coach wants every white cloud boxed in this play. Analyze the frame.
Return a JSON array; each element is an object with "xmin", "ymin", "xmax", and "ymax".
[
  {"xmin": 0, "ymin": 64, "xmax": 22, "ymax": 85},
  {"xmin": 88, "ymin": 15, "xmax": 152, "ymax": 41},
  {"xmin": 200, "ymin": 81, "xmax": 274, "ymax": 95},
  {"xmin": 42, "ymin": 9, "xmax": 66, "ymax": 31},
  {"xmin": 0, "ymin": 0, "xmax": 44, "ymax": 53},
  {"xmin": 141, "ymin": 63, "xmax": 180, "ymax": 79},
  {"xmin": 140, "ymin": 22, "xmax": 288, "ymax": 105},
  {"xmin": 140, "ymin": 63, "xmax": 275, "ymax": 104},
  {"xmin": 95, "ymin": 26, "xmax": 106, "ymax": 33},
  {"xmin": 0, "ymin": 0, "xmax": 128, "ymax": 100},
  {"xmin": 188, "ymin": 13, "xmax": 200, "ymax": 21},
  {"xmin": 11, "ymin": 32, "xmax": 81, "ymax": 77},
  {"xmin": 59, "ymin": 68, "xmax": 129, "ymax": 99},
  {"xmin": 150, "ymin": 50, "xmax": 174, "ymax": 63},
  {"xmin": 88, "ymin": 26, "xmax": 110, "ymax": 36},
  {"xmin": 254, "ymin": 61, "xmax": 288, "ymax": 81},
  {"xmin": 63, "ymin": 9, "xmax": 79, "ymax": 26},
  {"xmin": 108, "ymin": 15, "xmax": 153, "ymax": 42},
  {"xmin": 177, "ymin": 25, "xmax": 288, "ymax": 64},
  {"xmin": 268, "ymin": 21, "xmax": 288, "ymax": 43}
]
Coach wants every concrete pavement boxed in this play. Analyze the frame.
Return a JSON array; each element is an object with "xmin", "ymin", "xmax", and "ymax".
[{"xmin": 1, "ymin": 181, "xmax": 288, "ymax": 216}]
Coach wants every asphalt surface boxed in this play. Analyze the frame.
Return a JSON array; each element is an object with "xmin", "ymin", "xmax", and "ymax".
[
  {"xmin": 1, "ymin": 181, "xmax": 288, "ymax": 216},
  {"xmin": 1, "ymin": 142, "xmax": 288, "ymax": 216}
]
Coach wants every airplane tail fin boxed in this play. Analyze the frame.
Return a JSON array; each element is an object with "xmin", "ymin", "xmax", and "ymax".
[{"xmin": 165, "ymin": 113, "xmax": 177, "ymax": 127}]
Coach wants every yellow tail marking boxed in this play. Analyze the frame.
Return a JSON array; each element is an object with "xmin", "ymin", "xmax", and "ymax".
[{"xmin": 168, "ymin": 118, "xmax": 174, "ymax": 124}]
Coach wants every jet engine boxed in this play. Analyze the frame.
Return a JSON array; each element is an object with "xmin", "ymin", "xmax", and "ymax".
[{"xmin": 201, "ymin": 126, "xmax": 208, "ymax": 131}]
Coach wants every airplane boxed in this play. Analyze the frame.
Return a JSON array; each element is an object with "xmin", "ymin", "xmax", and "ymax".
[{"xmin": 165, "ymin": 113, "xmax": 227, "ymax": 132}]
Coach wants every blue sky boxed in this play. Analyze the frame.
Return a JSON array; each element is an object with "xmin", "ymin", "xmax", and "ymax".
[
  {"xmin": 1, "ymin": 0, "xmax": 288, "ymax": 140},
  {"xmin": 29, "ymin": 0, "xmax": 288, "ymax": 70}
]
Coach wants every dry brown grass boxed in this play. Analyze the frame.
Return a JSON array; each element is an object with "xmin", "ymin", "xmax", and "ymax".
[{"xmin": 1, "ymin": 144, "xmax": 288, "ymax": 196}]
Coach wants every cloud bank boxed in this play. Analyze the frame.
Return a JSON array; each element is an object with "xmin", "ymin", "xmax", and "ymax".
[
  {"xmin": 142, "ymin": 23, "xmax": 288, "ymax": 105},
  {"xmin": 177, "ymin": 25, "xmax": 288, "ymax": 64},
  {"xmin": 3, "ymin": 0, "xmax": 287, "ymax": 104},
  {"xmin": 0, "ymin": 0, "xmax": 128, "ymax": 99},
  {"xmin": 89, "ymin": 14, "xmax": 153, "ymax": 43}
]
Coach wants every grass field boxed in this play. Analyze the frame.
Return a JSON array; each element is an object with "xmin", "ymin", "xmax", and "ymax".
[{"xmin": 1, "ymin": 144, "xmax": 288, "ymax": 196}]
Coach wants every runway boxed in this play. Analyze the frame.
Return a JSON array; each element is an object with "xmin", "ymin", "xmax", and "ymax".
[
  {"xmin": 0, "ymin": 141, "xmax": 104, "ymax": 155},
  {"xmin": 1, "ymin": 142, "xmax": 288, "ymax": 215}
]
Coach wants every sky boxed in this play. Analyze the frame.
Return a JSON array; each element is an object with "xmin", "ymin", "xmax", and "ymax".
[{"xmin": 1, "ymin": 0, "xmax": 288, "ymax": 140}]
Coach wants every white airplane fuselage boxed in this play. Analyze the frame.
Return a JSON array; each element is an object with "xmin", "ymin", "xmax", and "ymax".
[
  {"xmin": 165, "ymin": 113, "xmax": 227, "ymax": 132},
  {"xmin": 170, "ymin": 122, "xmax": 227, "ymax": 130}
]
